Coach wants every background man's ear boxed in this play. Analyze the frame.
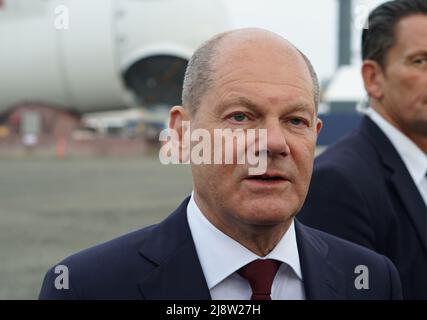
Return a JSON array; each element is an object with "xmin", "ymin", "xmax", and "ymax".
[
  {"xmin": 169, "ymin": 106, "xmax": 191, "ymax": 163},
  {"xmin": 361, "ymin": 60, "xmax": 385, "ymax": 101}
]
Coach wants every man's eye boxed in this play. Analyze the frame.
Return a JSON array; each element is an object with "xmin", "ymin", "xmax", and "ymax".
[
  {"xmin": 413, "ymin": 58, "xmax": 427, "ymax": 65},
  {"xmin": 230, "ymin": 113, "xmax": 248, "ymax": 122},
  {"xmin": 289, "ymin": 118, "xmax": 305, "ymax": 126}
]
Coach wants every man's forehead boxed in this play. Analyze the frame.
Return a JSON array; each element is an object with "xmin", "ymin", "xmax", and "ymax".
[
  {"xmin": 211, "ymin": 34, "xmax": 309, "ymax": 86},
  {"xmin": 188, "ymin": 28, "xmax": 317, "ymax": 116},
  {"xmin": 214, "ymin": 30, "xmax": 299, "ymax": 64},
  {"xmin": 395, "ymin": 15, "xmax": 427, "ymax": 49},
  {"xmin": 210, "ymin": 45, "xmax": 312, "ymax": 100}
]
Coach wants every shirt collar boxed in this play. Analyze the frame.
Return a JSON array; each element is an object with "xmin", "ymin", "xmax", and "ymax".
[
  {"xmin": 366, "ymin": 108, "xmax": 427, "ymax": 185},
  {"xmin": 186, "ymin": 192, "xmax": 303, "ymax": 290}
]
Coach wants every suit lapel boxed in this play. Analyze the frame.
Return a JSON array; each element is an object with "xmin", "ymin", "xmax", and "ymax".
[
  {"xmin": 361, "ymin": 117, "xmax": 427, "ymax": 255},
  {"xmin": 137, "ymin": 199, "xmax": 350, "ymax": 299},
  {"xmin": 390, "ymin": 170, "xmax": 427, "ymax": 253},
  {"xmin": 295, "ymin": 221, "xmax": 346, "ymax": 299},
  {"xmin": 137, "ymin": 197, "xmax": 211, "ymax": 299}
]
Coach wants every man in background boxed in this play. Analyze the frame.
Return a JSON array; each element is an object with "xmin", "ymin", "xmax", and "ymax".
[{"xmin": 299, "ymin": 0, "xmax": 427, "ymax": 299}]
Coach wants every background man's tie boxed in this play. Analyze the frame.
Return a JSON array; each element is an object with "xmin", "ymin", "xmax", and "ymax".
[{"xmin": 238, "ymin": 259, "xmax": 282, "ymax": 300}]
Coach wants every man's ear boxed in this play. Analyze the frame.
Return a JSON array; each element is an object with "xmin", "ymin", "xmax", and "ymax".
[
  {"xmin": 315, "ymin": 117, "xmax": 323, "ymax": 135},
  {"xmin": 361, "ymin": 60, "xmax": 385, "ymax": 101},
  {"xmin": 169, "ymin": 105, "xmax": 191, "ymax": 163}
]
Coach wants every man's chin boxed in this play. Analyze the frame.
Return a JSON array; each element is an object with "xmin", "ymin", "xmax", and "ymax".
[{"xmin": 235, "ymin": 203, "xmax": 295, "ymax": 226}]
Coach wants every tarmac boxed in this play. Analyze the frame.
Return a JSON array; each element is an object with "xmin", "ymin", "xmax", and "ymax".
[{"xmin": 0, "ymin": 155, "xmax": 192, "ymax": 299}]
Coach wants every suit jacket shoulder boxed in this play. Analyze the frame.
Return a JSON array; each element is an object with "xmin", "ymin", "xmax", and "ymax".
[
  {"xmin": 296, "ymin": 221, "xmax": 402, "ymax": 299},
  {"xmin": 38, "ymin": 224, "xmax": 157, "ymax": 299},
  {"xmin": 39, "ymin": 198, "xmax": 210, "ymax": 300}
]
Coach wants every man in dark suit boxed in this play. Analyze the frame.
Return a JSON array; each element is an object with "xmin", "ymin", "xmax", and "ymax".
[
  {"xmin": 299, "ymin": 0, "xmax": 427, "ymax": 299},
  {"xmin": 40, "ymin": 28, "xmax": 402, "ymax": 300}
]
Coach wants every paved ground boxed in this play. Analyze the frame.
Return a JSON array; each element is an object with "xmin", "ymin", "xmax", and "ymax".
[
  {"xmin": 0, "ymin": 147, "xmax": 326, "ymax": 299},
  {"xmin": 0, "ymin": 155, "xmax": 192, "ymax": 299}
]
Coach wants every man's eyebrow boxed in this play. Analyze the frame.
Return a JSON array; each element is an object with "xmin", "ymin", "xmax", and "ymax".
[
  {"xmin": 218, "ymin": 97, "xmax": 315, "ymax": 116},
  {"xmin": 407, "ymin": 50, "xmax": 427, "ymax": 58},
  {"xmin": 218, "ymin": 97, "xmax": 259, "ymax": 112},
  {"xmin": 286, "ymin": 103, "xmax": 315, "ymax": 116}
]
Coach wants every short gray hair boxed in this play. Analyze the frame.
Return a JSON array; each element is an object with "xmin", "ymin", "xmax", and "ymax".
[
  {"xmin": 297, "ymin": 49, "xmax": 320, "ymax": 110},
  {"xmin": 182, "ymin": 31, "xmax": 320, "ymax": 115}
]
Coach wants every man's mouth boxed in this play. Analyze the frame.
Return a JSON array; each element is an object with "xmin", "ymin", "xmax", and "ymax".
[
  {"xmin": 244, "ymin": 172, "xmax": 289, "ymax": 185},
  {"xmin": 246, "ymin": 175, "xmax": 285, "ymax": 181}
]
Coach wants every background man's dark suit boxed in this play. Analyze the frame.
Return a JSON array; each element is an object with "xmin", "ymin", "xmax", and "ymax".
[
  {"xmin": 299, "ymin": 116, "xmax": 427, "ymax": 299},
  {"xmin": 39, "ymin": 196, "xmax": 401, "ymax": 299}
]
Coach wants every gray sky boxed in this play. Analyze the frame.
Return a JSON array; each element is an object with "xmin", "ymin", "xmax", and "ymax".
[{"xmin": 225, "ymin": 0, "xmax": 387, "ymax": 82}]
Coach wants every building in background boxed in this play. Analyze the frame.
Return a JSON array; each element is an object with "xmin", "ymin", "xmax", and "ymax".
[
  {"xmin": 0, "ymin": 0, "xmax": 230, "ymax": 154},
  {"xmin": 0, "ymin": 0, "xmax": 387, "ymax": 151},
  {"xmin": 317, "ymin": 0, "xmax": 369, "ymax": 146}
]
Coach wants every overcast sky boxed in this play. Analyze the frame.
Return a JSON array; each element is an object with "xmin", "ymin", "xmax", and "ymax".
[{"xmin": 224, "ymin": 0, "xmax": 387, "ymax": 82}]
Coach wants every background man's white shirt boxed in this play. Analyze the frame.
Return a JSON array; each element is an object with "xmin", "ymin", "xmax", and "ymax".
[
  {"xmin": 366, "ymin": 108, "xmax": 427, "ymax": 206},
  {"xmin": 187, "ymin": 193, "xmax": 306, "ymax": 300}
]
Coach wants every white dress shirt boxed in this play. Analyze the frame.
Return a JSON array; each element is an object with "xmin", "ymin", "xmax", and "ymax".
[
  {"xmin": 366, "ymin": 108, "xmax": 427, "ymax": 206},
  {"xmin": 186, "ymin": 193, "xmax": 306, "ymax": 300}
]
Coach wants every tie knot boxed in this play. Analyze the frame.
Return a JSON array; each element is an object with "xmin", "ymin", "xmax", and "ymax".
[{"xmin": 238, "ymin": 259, "xmax": 282, "ymax": 300}]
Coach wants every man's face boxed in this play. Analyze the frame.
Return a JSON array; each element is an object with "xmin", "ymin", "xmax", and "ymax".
[
  {"xmin": 190, "ymin": 36, "xmax": 321, "ymax": 233},
  {"xmin": 378, "ymin": 15, "xmax": 427, "ymax": 137}
]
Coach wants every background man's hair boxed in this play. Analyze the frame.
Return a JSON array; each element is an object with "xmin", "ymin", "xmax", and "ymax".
[
  {"xmin": 182, "ymin": 30, "xmax": 320, "ymax": 115},
  {"xmin": 362, "ymin": 0, "xmax": 427, "ymax": 68}
]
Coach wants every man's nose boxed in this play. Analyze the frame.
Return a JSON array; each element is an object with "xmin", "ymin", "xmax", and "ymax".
[{"xmin": 265, "ymin": 119, "xmax": 290, "ymax": 157}]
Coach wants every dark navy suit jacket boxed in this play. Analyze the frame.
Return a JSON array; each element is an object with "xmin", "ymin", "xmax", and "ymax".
[
  {"xmin": 299, "ymin": 116, "xmax": 427, "ymax": 299},
  {"xmin": 39, "ymin": 196, "xmax": 402, "ymax": 299}
]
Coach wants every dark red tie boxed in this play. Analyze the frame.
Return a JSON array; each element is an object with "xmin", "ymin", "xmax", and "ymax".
[{"xmin": 237, "ymin": 259, "xmax": 282, "ymax": 300}]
